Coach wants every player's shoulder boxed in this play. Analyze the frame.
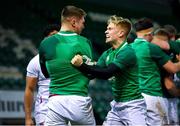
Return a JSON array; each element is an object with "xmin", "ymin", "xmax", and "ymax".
[
  {"xmin": 117, "ymin": 45, "xmax": 135, "ymax": 58},
  {"xmin": 32, "ymin": 54, "xmax": 39, "ymax": 61},
  {"xmin": 40, "ymin": 35, "xmax": 58, "ymax": 46},
  {"xmin": 28, "ymin": 54, "xmax": 39, "ymax": 65}
]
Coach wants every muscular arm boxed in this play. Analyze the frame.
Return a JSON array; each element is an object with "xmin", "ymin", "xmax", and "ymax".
[
  {"xmin": 24, "ymin": 77, "xmax": 37, "ymax": 126},
  {"xmin": 163, "ymin": 61, "xmax": 180, "ymax": 73},
  {"xmin": 163, "ymin": 55, "xmax": 180, "ymax": 73},
  {"xmin": 150, "ymin": 43, "xmax": 180, "ymax": 73}
]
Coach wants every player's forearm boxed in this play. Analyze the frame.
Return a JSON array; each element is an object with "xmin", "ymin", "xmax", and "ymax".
[
  {"xmin": 79, "ymin": 63, "xmax": 120, "ymax": 79},
  {"xmin": 163, "ymin": 60, "xmax": 180, "ymax": 73},
  {"xmin": 24, "ymin": 77, "xmax": 37, "ymax": 119},
  {"xmin": 24, "ymin": 89, "xmax": 34, "ymax": 119}
]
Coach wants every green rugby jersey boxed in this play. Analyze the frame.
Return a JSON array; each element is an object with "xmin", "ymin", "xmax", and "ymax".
[
  {"xmin": 169, "ymin": 40, "xmax": 180, "ymax": 54},
  {"xmin": 97, "ymin": 42, "xmax": 143, "ymax": 102},
  {"xmin": 131, "ymin": 38, "xmax": 170, "ymax": 96},
  {"xmin": 39, "ymin": 31, "xmax": 93, "ymax": 96}
]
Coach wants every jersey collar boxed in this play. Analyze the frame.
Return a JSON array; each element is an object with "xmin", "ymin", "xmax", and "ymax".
[
  {"xmin": 134, "ymin": 38, "xmax": 147, "ymax": 42},
  {"xmin": 58, "ymin": 31, "xmax": 78, "ymax": 36},
  {"xmin": 115, "ymin": 40, "xmax": 128, "ymax": 51}
]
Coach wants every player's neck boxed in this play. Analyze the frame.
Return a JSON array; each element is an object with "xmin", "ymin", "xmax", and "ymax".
[
  {"xmin": 60, "ymin": 24, "xmax": 75, "ymax": 33},
  {"xmin": 112, "ymin": 39, "xmax": 125, "ymax": 49}
]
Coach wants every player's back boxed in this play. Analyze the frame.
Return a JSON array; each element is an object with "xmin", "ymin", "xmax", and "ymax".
[
  {"xmin": 131, "ymin": 38, "xmax": 166, "ymax": 96},
  {"xmin": 39, "ymin": 31, "xmax": 92, "ymax": 96}
]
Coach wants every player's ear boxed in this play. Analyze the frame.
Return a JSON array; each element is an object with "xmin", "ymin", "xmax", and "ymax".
[
  {"xmin": 66, "ymin": 17, "xmax": 76, "ymax": 27},
  {"xmin": 70, "ymin": 17, "xmax": 76, "ymax": 27},
  {"xmin": 118, "ymin": 30, "xmax": 125, "ymax": 38}
]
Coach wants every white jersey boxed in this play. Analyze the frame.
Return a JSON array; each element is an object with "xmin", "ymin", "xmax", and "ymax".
[{"xmin": 26, "ymin": 54, "xmax": 50, "ymax": 123}]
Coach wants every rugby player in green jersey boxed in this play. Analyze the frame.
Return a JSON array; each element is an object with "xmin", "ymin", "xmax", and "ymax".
[
  {"xmin": 39, "ymin": 5, "xmax": 95, "ymax": 126},
  {"xmin": 151, "ymin": 28, "xmax": 180, "ymax": 125},
  {"xmin": 131, "ymin": 18, "xmax": 180, "ymax": 125},
  {"xmin": 72, "ymin": 15, "xmax": 147, "ymax": 126}
]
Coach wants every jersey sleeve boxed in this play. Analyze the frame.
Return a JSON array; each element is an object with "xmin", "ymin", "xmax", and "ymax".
[
  {"xmin": 26, "ymin": 56, "xmax": 38, "ymax": 78},
  {"xmin": 39, "ymin": 36, "xmax": 58, "ymax": 60},
  {"xmin": 149, "ymin": 43, "xmax": 171, "ymax": 66},
  {"xmin": 86, "ymin": 39, "xmax": 93, "ymax": 59},
  {"xmin": 38, "ymin": 36, "xmax": 58, "ymax": 78},
  {"xmin": 97, "ymin": 50, "xmax": 109, "ymax": 67},
  {"xmin": 78, "ymin": 63, "xmax": 120, "ymax": 79}
]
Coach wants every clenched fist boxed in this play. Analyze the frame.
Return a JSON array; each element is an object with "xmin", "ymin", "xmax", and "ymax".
[{"xmin": 71, "ymin": 54, "xmax": 83, "ymax": 67}]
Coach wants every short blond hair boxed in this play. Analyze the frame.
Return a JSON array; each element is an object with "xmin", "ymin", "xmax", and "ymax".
[{"xmin": 107, "ymin": 15, "xmax": 132, "ymax": 36}]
